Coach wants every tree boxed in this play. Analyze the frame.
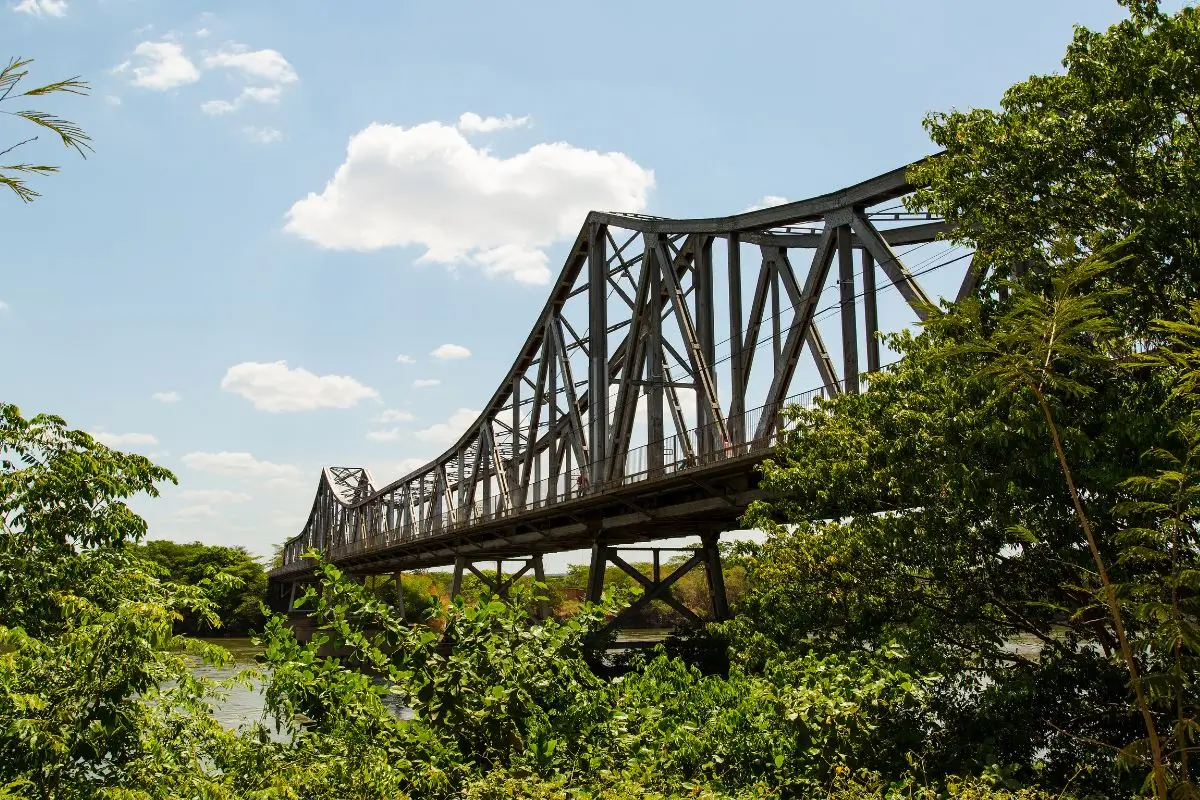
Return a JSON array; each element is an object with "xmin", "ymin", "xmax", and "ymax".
[
  {"xmin": 1, "ymin": 57, "xmax": 91, "ymax": 202},
  {"xmin": 909, "ymin": 0, "xmax": 1200, "ymax": 334},
  {"xmin": 137, "ymin": 540, "xmax": 269, "ymax": 633},
  {"xmin": 740, "ymin": 3, "xmax": 1200, "ymax": 795}
]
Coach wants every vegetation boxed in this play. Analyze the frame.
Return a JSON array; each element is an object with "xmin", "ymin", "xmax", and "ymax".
[
  {"xmin": 3, "ymin": 2, "xmax": 1200, "ymax": 797},
  {"xmin": 0, "ymin": 57, "xmax": 91, "ymax": 202},
  {"xmin": 136, "ymin": 541, "xmax": 268, "ymax": 634}
]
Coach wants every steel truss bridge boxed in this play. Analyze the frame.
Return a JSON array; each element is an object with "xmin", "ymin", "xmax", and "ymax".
[{"xmin": 268, "ymin": 156, "xmax": 976, "ymax": 628}]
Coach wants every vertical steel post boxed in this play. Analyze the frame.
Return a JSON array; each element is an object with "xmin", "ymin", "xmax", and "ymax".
[
  {"xmin": 837, "ymin": 225, "xmax": 860, "ymax": 393},
  {"xmin": 726, "ymin": 234, "xmax": 745, "ymax": 445},
  {"xmin": 863, "ymin": 250, "xmax": 880, "ymax": 373},
  {"xmin": 586, "ymin": 541, "xmax": 608, "ymax": 603},
  {"xmin": 701, "ymin": 532, "xmax": 729, "ymax": 620},
  {"xmin": 695, "ymin": 235, "xmax": 715, "ymax": 454},
  {"xmin": 511, "ymin": 376, "xmax": 521, "ymax": 507},
  {"xmin": 587, "ymin": 223, "xmax": 609, "ymax": 485},
  {"xmin": 645, "ymin": 235, "xmax": 665, "ymax": 474},
  {"xmin": 533, "ymin": 554, "xmax": 548, "ymax": 619},
  {"xmin": 770, "ymin": 259, "xmax": 781, "ymax": 368},
  {"xmin": 482, "ymin": 429, "xmax": 492, "ymax": 519},
  {"xmin": 451, "ymin": 557, "xmax": 465, "ymax": 599}
]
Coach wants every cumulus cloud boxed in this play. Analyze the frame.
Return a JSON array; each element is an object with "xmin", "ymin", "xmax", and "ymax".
[
  {"xmin": 14, "ymin": 0, "xmax": 67, "ymax": 16},
  {"xmin": 203, "ymin": 46, "xmax": 298, "ymax": 84},
  {"xmin": 367, "ymin": 427, "xmax": 403, "ymax": 442},
  {"xmin": 201, "ymin": 86, "xmax": 281, "ymax": 115},
  {"xmin": 413, "ymin": 408, "xmax": 478, "ymax": 446},
  {"xmin": 151, "ymin": 390, "xmax": 181, "ymax": 403},
  {"xmin": 0, "ymin": 300, "xmax": 8, "ymax": 312},
  {"xmin": 378, "ymin": 409, "xmax": 414, "ymax": 422},
  {"xmin": 91, "ymin": 431, "xmax": 158, "ymax": 447},
  {"xmin": 196, "ymin": 27, "xmax": 210, "ymax": 38},
  {"xmin": 174, "ymin": 504, "xmax": 218, "ymax": 519},
  {"xmin": 243, "ymin": 126, "xmax": 283, "ymax": 144},
  {"xmin": 457, "ymin": 112, "xmax": 530, "ymax": 133},
  {"xmin": 430, "ymin": 343, "xmax": 470, "ymax": 360},
  {"xmin": 179, "ymin": 489, "xmax": 251, "ymax": 503},
  {"xmin": 182, "ymin": 451, "xmax": 301, "ymax": 479},
  {"xmin": 221, "ymin": 360, "xmax": 378, "ymax": 412},
  {"xmin": 388, "ymin": 457, "xmax": 430, "ymax": 478},
  {"xmin": 283, "ymin": 120, "xmax": 654, "ymax": 284},
  {"xmin": 121, "ymin": 41, "xmax": 200, "ymax": 90},
  {"xmin": 743, "ymin": 195, "xmax": 788, "ymax": 213},
  {"xmin": 412, "ymin": 379, "xmax": 440, "ymax": 389}
]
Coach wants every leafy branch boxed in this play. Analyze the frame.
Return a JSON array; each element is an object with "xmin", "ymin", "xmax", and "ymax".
[
  {"xmin": 0, "ymin": 56, "xmax": 92, "ymax": 203},
  {"xmin": 959, "ymin": 246, "xmax": 1170, "ymax": 798}
]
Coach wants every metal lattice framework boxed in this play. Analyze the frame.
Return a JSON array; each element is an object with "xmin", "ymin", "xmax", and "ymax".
[{"xmin": 273, "ymin": 157, "xmax": 975, "ymax": 580}]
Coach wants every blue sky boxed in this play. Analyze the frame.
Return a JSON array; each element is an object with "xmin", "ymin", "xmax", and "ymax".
[{"xmin": 2, "ymin": 0, "xmax": 1146, "ymax": 567}]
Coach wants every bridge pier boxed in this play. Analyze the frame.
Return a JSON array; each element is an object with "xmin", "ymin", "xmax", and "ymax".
[
  {"xmin": 587, "ymin": 531, "xmax": 729, "ymax": 630},
  {"xmin": 451, "ymin": 554, "xmax": 549, "ymax": 619}
]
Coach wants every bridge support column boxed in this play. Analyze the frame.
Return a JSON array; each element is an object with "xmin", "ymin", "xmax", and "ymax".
[
  {"xmin": 449, "ymin": 554, "xmax": 550, "ymax": 619},
  {"xmin": 392, "ymin": 571, "xmax": 405, "ymax": 619},
  {"xmin": 586, "ymin": 534, "xmax": 730, "ymax": 633}
]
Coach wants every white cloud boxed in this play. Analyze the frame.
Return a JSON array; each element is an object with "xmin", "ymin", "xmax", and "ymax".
[
  {"xmin": 220, "ymin": 360, "xmax": 378, "ymax": 412},
  {"xmin": 412, "ymin": 379, "xmax": 440, "ymax": 389},
  {"xmin": 744, "ymin": 195, "xmax": 788, "ymax": 213},
  {"xmin": 182, "ymin": 451, "xmax": 301, "ymax": 479},
  {"xmin": 456, "ymin": 112, "xmax": 530, "ymax": 133},
  {"xmin": 104, "ymin": 95, "xmax": 122, "ymax": 106},
  {"xmin": 430, "ymin": 343, "xmax": 470, "ymax": 360},
  {"xmin": 174, "ymin": 504, "xmax": 218, "ymax": 519},
  {"xmin": 14, "ymin": 0, "xmax": 67, "ymax": 17},
  {"xmin": 91, "ymin": 431, "xmax": 158, "ymax": 447},
  {"xmin": 395, "ymin": 354, "xmax": 415, "ymax": 364},
  {"xmin": 203, "ymin": 46, "xmax": 298, "ymax": 84},
  {"xmin": 201, "ymin": 85, "xmax": 281, "ymax": 115},
  {"xmin": 413, "ymin": 408, "xmax": 478, "ymax": 446},
  {"xmin": 196, "ymin": 27, "xmax": 211, "ymax": 38},
  {"xmin": 367, "ymin": 427, "xmax": 404, "ymax": 442},
  {"xmin": 283, "ymin": 120, "xmax": 654, "ymax": 284},
  {"xmin": 125, "ymin": 41, "xmax": 200, "ymax": 90},
  {"xmin": 0, "ymin": 300, "xmax": 8, "ymax": 312},
  {"xmin": 244, "ymin": 126, "xmax": 283, "ymax": 144},
  {"xmin": 386, "ymin": 457, "xmax": 429, "ymax": 478},
  {"xmin": 151, "ymin": 390, "xmax": 181, "ymax": 403},
  {"xmin": 378, "ymin": 409, "xmax": 414, "ymax": 422},
  {"xmin": 179, "ymin": 489, "xmax": 251, "ymax": 503}
]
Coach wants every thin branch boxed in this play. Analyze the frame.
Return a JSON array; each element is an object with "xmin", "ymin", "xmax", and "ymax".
[{"xmin": 0, "ymin": 135, "xmax": 36, "ymax": 160}]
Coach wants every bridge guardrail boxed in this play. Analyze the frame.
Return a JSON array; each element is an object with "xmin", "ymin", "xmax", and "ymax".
[{"xmin": 275, "ymin": 384, "xmax": 839, "ymax": 575}]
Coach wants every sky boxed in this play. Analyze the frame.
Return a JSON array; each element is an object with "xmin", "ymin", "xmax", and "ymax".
[{"xmin": 1, "ymin": 0, "xmax": 1150, "ymax": 570}]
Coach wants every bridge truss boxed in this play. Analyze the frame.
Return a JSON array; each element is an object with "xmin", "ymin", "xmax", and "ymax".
[{"xmin": 270, "ymin": 157, "xmax": 975, "ymax": 622}]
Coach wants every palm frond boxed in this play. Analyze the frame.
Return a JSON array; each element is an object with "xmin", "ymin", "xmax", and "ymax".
[
  {"xmin": 0, "ymin": 57, "xmax": 32, "ymax": 103},
  {"xmin": 20, "ymin": 76, "xmax": 88, "ymax": 98},
  {"xmin": 10, "ymin": 110, "xmax": 92, "ymax": 157}
]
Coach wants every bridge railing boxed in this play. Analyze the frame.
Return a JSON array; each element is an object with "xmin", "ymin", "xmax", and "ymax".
[{"xmin": 267, "ymin": 386, "xmax": 839, "ymax": 571}]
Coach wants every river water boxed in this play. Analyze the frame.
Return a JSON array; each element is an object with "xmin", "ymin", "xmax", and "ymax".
[{"xmin": 194, "ymin": 638, "xmax": 270, "ymax": 731}]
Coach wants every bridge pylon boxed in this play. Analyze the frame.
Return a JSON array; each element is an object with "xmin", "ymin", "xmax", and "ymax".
[
  {"xmin": 587, "ymin": 531, "xmax": 729, "ymax": 631},
  {"xmin": 450, "ymin": 554, "xmax": 550, "ymax": 619}
]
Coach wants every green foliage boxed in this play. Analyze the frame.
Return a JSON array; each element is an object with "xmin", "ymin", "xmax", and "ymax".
[
  {"xmin": 137, "ymin": 540, "xmax": 268, "ymax": 633},
  {"xmin": 909, "ymin": 0, "xmax": 1200, "ymax": 332},
  {"xmin": 0, "ymin": 57, "xmax": 91, "ymax": 203}
]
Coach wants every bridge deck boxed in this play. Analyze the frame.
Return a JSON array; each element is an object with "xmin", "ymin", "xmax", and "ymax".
[{"xmin": 271, "ymin": 438, "xmax": 773, "ymax": 579}]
